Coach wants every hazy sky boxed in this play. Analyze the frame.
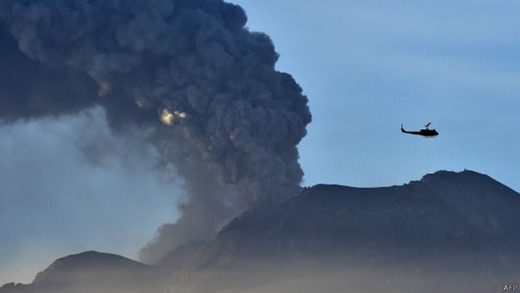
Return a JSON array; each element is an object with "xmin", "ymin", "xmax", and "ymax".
[
  {"xmin": 233, "ymin": 0, "xmax": 520, "ymax": 190},
  {"xmin": 1, "ymin": 0, "xmax": 519, "ymax": 285}
]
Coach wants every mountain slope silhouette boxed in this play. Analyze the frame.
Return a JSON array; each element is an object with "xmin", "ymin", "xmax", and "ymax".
[{"xmin": 2, "ymin": 170, "xmax": 519, "ymax": 293}]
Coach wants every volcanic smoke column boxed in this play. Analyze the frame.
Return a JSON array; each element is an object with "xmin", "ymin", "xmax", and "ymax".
[{"xmin": 0, "ymin": 0, "xmax": 311, "ymax": 262}]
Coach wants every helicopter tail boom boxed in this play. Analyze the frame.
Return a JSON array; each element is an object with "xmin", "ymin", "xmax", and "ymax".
[{"xmin": 400, "ymin": 123, "xmax": 427, "ymax": 136}]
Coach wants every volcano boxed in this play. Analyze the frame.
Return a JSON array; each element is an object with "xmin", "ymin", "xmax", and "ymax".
[{"xmin": 2, "ymin": 170, "xmax": 519, "ymax": 293}]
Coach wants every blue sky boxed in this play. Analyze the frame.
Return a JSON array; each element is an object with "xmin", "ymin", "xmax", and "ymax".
[
  {"xmin": 233, "ymin": 0, "xmax": 519, "ymax": 189},
  {"xmin": 1, "ymin": 0, "xmax": 519, "ymax": 285}
]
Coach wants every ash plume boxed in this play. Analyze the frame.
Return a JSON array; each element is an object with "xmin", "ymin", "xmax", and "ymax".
[{"xmin": 0, "ymin": 0, "xmax": 311, "ymax": 263}]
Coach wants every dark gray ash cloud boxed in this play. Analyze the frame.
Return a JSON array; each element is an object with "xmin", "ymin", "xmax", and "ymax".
[{"xmin": 0, "ymin": 0, "xmax": 311, "ymax": 263}]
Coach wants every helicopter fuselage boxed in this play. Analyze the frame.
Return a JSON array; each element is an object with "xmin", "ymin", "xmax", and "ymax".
[{"xmin": 401, "ymin": 124, "xmax": 439, "ymax": 137}]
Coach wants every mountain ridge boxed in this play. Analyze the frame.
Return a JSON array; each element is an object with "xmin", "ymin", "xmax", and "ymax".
[
  {"xmin": 187, "ymin": 170, "xmax": 519, "ymax": 269},
  {"xmin": 2, "ymin": 169, "xmax": 519, "ymax": 293}
]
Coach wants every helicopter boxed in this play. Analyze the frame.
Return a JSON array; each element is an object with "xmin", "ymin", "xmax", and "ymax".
[{"xmin": 401, "ymin": 122, "xmax": 439, "ymax": 137}]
